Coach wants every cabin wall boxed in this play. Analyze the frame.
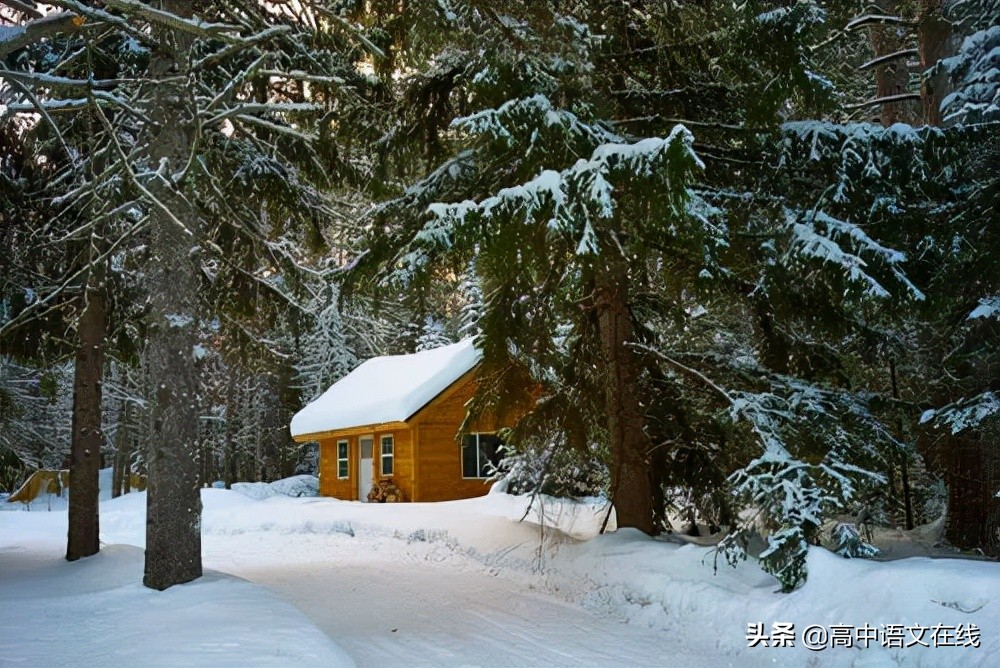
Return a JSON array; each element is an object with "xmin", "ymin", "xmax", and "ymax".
[
  {"xmin": 385, "ymin": 428, "xmax": 414, "ymax": 501},
  {"xmin": 318, "ymin": 428, "xmax": 415, "ymax": 502},
  {"xmin": 318, "ymin": 437, "xmax": 357, "ymax": 501},
  {"xmin": 411, "ymin": 375, "xmax": 497, "ymax": 502}
]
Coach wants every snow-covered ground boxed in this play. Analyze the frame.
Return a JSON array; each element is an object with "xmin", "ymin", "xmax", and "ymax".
[{"xmin": 2, "ymin": 475, "xmax": 997, "ymax": 667}]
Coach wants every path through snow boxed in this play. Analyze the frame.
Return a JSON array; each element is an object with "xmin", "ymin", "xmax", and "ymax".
[{"xmin": 219, "ymin": 552, "xmax": 706, "ymax": 667}]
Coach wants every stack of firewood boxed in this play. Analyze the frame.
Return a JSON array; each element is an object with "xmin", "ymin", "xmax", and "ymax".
[{"xmin": 366, "ymin": 480, "xmax": 404, "ymax": 503}]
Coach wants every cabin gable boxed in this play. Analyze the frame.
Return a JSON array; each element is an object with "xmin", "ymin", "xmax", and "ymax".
[{"xmin": 409, "ymin": 371, "xmax": 498, "ymax": 502}]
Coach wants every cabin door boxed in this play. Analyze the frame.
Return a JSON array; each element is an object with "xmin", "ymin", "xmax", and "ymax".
[{"xmin": 358, "ymin": 436, "xmax": 374, "ymax": 502}]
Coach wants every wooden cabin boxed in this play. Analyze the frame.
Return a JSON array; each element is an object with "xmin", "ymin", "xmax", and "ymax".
[{"xmin": 290, "ymin": 339, "xmax": 505, "ymax": 502}]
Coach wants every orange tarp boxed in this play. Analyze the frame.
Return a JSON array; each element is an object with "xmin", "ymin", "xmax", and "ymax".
[
  {"xmin": 6, "ymin": 469, "xmax": 146, "ymax": 503},
  {"xmin": 7, "ymin": 469, "xmax": 69, "ymax": 503}
]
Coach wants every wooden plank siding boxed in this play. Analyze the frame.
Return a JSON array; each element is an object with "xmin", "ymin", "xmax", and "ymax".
[
  {"xmin": 408, "ymin": 373, "xmax": 497, "ymax": 502},
  {"xmin": 318, "ymin": 437, "xmax": 355, "ymax": 500},
  {"xmin": 306, "ymin": 367, "xmax": 514, "ymax": 503}
]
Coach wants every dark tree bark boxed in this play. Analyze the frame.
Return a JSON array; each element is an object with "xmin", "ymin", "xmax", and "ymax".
[
  {"xmin": 889, "ymin": 358, "xmax": 915, "ymax": 530},
  {"xmin": 112, "ymin": 401, "xmax": 134, "ymax": 498},
  {"xmin": 224, "ymin": 370, "xmax": 237, "ymax": 490},
  {"xmin": 918, "ymin": 0, "xmax": 952, "ymax": 126},
  {"xmin": 67, "ymin": 274, "xmax": 106, "ymax": 561},
  {"xmin": 942, "ymin": 428, "xmax": 1000, "ymax": 556},
  {"xmin": 871, "ymin": 0, "xmax": 920, "ymax": 126},
  {"xmin": 937, "ymin": 315, "xmax": 1000, "ymax": 554},
  {"xmin": 143, "ymin": 0, "xmax": 203, "ymax": 591},
  {"xmin": 594, "ymin": 254, "xmax": 655, "ymax": 535}
]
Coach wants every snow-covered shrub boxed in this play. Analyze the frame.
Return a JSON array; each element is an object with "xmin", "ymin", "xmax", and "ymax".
[
  {"xmin": 269, "ymin": 475, "xmax": 320, "ymax": 498},
  {"xmin": 921, "ymin": 479, "xmax": 949, "ymax": 523},
  {"xmin": 499, "ymin": 439, "xmax": 608, "ymax": 499},
  {"xmin": 831, "ymin": 522, "xmax": 880, "ymax": 559},
  {"xmin": 231, "ymin": 475, "xmax": 319, "ymax": 499}
]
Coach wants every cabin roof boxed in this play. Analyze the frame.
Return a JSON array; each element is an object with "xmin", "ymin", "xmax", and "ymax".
[{"xmin": 290, "ymin": 339, "xmax": 482, "ymax": 438}]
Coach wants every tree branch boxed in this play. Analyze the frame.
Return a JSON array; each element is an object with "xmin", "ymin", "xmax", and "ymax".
[
  {"xmin": 859, "ymin": 49, "xmax": 919, "ymax": 71},
  {"xmin": 99, "ymin": 0, "xmax": 239, "ymax": 40},
  {"xmin": 845, "ymin": 14, "xmax": 917, "ymax": 31},
  {"xmin": 845, "ymin": 93, "xmax": 922, "ymax": 110},
  {"xmin": 0, "ymin": 11, "xmax": 83, "ymax": 59},
  {"xmin": 0, "ymin": 0, "xmax": 42, "ymax": 19}
]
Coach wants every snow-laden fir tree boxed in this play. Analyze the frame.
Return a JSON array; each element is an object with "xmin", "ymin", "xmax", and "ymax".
[
  {"xmin": 293, "ymin": 286, "xmax": 358, "ymax": 403},
  {"xmin": 414, "ymin": 315, "xmax": 453, "ymax": 352}
]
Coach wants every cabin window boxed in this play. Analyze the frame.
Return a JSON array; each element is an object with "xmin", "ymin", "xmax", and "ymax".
[
  {"xmin": 380, "ymin": 435, "xmax": 394, "ymax": 476},
  {"xmin": 337, "ymin": 440, "xmax": 349, "ymax": 479},
  {"xmin": 462, "ymin": 433, "xmax": 503, "ymax": 479}
]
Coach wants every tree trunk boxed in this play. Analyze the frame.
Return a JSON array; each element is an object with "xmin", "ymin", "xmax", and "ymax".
[
  {"xmin": 143, "ymin": 0, "xmax": 203, "ymax": 591},
  {"xmin": 67, "ymin": 275, "xmax": 106, "ymax": 561},
  {"xmin": 918, "ymin": 0, "xmax": 952, "ymax": 126},
  {"xmin": 889, "ymin": 358, "xmax": 914, "ymax": 530},
  {"xmin": 871, "ymin": 0, "xmax": 919, "ymax": 126},
  {"xmin": 224, "ymin": 370, "xmax": 237, "ymax": 489},
  {"xmin": 937, "ymin": 312, "xmax": 1000, "ymax": 554},
  {"xmin": 111, "ymin": 401, "xmax": 130, "ymax": 499},
  {"xmin": 594, "ymin": 256, "xmax": 654, "ymax": 535},
  {"xmin": 942, "ymin": 427, "xmax": 1000, "ymax": 556}
]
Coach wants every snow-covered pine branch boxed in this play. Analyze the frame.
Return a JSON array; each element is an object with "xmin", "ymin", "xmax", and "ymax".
[
  {"xmin": 395, "ymin": 121, "xmax": 718, "ymax": 282},
  {"xmin": 784, "ymin": 208, "xmax": 924, "ymax": 301},
  {"xmin": 920, "ymin": 392, "xmax": 1000, "ymax": 434}
]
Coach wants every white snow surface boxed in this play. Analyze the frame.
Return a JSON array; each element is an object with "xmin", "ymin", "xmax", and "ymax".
[
  {"xmin": 231, "ymin": 474, "xmax": 320, "ymax": 500},
  {"xmin": 2, "ymin": 474, "xmax": 998, "ymax": 667},
  {"xmin": 290, "ymin": 338, "xmax": 481, "ymax": 437}
]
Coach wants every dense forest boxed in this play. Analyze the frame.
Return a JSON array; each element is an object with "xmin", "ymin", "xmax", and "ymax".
[{"xmin": 1, "ymin": 0, "xmax": 997, "ymax": 591}]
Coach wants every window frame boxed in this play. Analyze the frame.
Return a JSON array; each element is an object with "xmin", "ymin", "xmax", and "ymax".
[
  {"xmin": 461, "ymin": 432, "xmax": 502, "ymax": 479},
  {"xmin": 380, "ymin": 434, "xmax": 394, "ymax": 477},
  {"xmin": 336, "ymin": 440, "xmax": 349, "ymax": 479}
]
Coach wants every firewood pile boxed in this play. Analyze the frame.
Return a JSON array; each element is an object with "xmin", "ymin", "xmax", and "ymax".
[{"xmin": 366, "ymin": 480, "xmax": 404, "ymax": 503}]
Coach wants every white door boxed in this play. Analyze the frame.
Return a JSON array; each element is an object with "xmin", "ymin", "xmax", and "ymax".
[{"xmin": 358, "ymin": 436, "xmax": 373, "ymax": 502}]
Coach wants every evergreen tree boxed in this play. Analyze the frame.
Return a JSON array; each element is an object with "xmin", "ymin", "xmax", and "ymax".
[{"xmin": 3, "ymin": 0, "xmax": 378, "ymax": 588}]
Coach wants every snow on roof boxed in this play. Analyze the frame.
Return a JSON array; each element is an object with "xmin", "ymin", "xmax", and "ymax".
[{"xmin": 290, "ymin": 339, "xmax": 482, "ymax": 437}]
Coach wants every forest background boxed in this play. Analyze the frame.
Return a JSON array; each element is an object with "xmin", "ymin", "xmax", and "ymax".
[{"xmin": 1, "ymin": 0, "xmax": 997, "ymax": 591}]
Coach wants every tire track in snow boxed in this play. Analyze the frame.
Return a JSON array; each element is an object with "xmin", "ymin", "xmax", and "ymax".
[{"xmin": 210, "ymin": 540, "xmax": 703, "ymax": 667}]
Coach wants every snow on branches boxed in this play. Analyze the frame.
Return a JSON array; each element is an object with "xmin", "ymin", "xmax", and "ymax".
[{"xmin": 393, "ymin": 96, "xmax": 718, "ymax": 282}]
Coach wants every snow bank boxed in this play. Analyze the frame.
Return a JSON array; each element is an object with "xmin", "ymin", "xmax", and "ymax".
[
  {"xmin": 290, "ymin": 338, "xmax": 481, "ymax": 437},
  {"xmin": 232, "ymin": 475, "xmax": 319, "ymax": 500},
  {"xmin": 0, "ymin": 541, "xmax": 353, "ymax": 667}
]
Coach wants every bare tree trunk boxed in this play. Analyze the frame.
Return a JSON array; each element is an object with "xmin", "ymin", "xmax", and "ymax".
[
  {"xmin": 67, "ymin": 272, "xmax": 105, "ymax": 561},
  {"xmin": 143, "ymin": 0, "xmax": 203, "ymax": 591},
  {"xmin": 918, "ymin": 0, "xmax": 952, "ymax": 126},
  {"xmin": 943, "ymin": 427, "xmax": 1000, "ymax": 555},
  {"xmin": 111, "ymin": 401, "xmax": 131, "ymax": 498},
  {"xmin": 224, "ymin": 370, "xmax": 237, "ymax": 489},
  {"xmin": 889, "ymin": 358, "xmax": 915, "ymax": 530},
  {"xmin": 871, "ymin": 1, "xmax": 917, "ymax": 126},
  {"xmin": 594, "ymin": 255, "xmax": 654, "ymax": 535}
]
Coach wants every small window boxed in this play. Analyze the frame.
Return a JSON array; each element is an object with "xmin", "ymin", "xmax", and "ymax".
[
  {"xmin": 337, "ymin": 440, "xmax": 349, "ymax": 479},
  {"xmin": 380, "ymin": 435, "xmax": 394, "ymax": 476},
  {"xmin": 461, "ymin": 433, "xmax": 503, "ymax": 479}
]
